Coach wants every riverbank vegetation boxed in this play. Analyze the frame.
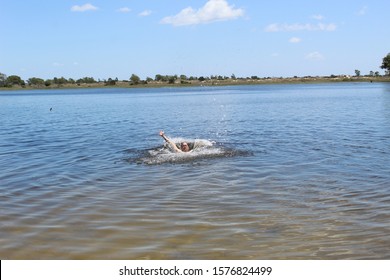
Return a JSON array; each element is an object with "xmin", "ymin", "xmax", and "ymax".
[
  {"xmin": 1, "ymin": 73, "xmax": 389, "ymax": 91},
  {"xmin": 1, "ymin": 54, "xmax": 389, "ymax": 91}
]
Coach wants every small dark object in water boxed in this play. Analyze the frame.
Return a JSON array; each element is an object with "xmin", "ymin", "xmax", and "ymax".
[{"xmin": 50, "ymin": 107, "xmax": 52, "ymax": 111}]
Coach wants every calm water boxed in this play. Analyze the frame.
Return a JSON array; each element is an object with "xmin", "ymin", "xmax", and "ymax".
[{"xmin": 1, "ymin": 83, "xmax": 390, "ymax": 259}]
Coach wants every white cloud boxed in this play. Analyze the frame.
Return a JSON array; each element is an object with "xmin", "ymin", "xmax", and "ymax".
[
  {"xmin": 265, "ymin": 23, "xmax": 336, "ymax": 32},
  {"xmin": 160, "ymin": 0, "xmax": 244, "ymax": 26},
  {"xmin": 289, "ymin": 37, "xmax": 301, "ymax": 43},
  {"xmin": 139, "ymin": 10, "xmax": 152, "ymax": 17},
  {"xmin": 117, "ymin": 7, "xmax": 131, "ymax": 13},
  {"xmin": 305, "ymin": 52, "xmax": 325, "ymax": 61},
  {"xmin": 71, "ymin": 3, "xmax": 98, "ymax": 12}
]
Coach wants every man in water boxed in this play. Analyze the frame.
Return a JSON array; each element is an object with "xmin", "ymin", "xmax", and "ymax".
[{"xmin": 159, "ymin": 131, "xmax": 191, "ymax": 153}]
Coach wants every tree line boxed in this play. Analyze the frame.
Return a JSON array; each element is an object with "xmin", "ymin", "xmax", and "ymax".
[
  {"xmin": 0, "ymin": 73, "xmax": 250, "ymax": 88},
  {"xmin": 0, "ymin": 74, "xmax": 99, "ymax": 88},
  {"xmin": 1, "ymin": 53, "xmax": 389, "ymax": 88}
]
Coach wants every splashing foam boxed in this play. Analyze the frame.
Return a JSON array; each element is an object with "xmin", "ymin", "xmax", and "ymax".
[{"xmin": 126, "ymin": 138, "xmax": 251, "ymax": 165}]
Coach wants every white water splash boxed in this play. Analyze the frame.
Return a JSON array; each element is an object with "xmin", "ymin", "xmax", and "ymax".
[{"xmin": 126, "ymin": 138, "xmax": 249, "ymax": 165}]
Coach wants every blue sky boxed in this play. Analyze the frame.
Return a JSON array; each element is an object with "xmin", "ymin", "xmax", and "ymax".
[{"xmin": 1, "ymin": 0, "xmax": 389, "ymax": 80}]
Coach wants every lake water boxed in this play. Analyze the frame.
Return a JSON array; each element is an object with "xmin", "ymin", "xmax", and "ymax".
[{"xmin": 1, "ymin": 83, "xmax": 390, "ymax": 259}]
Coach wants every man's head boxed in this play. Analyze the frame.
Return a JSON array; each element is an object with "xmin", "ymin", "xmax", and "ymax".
[{"xmin": 180, "ymin": 142, "xmax": 190, "ymax": 152}]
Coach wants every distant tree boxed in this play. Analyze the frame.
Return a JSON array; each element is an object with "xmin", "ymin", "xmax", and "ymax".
[
  {"xmin": 53, "ymin": 77, "xmax": 68, "ymax": 85},
  {"xmin": 105, "ymin": 78, "xmax": 116, "ymax": 86},
  {"xmin": 27, "ymin": 77, "xmax": 45, "ymax": 86},
  {"xmin": 76, "ymin": 77, "xmax": 96, "ymax": 84},
  {"xmin": 198, "ymin": 76, "xmax": 206, "ymax": 82},
  {"xmin": 155, "ymin": 74, "xmax": 163, "ymax": 82},
  {"xmin": 180, "ymin": 74, "xmax": 187, "ymax": 81},
  {"xmin": 45, "ymin": 79, "xmax": 52, "ymax": 87},
  {"xmin": 380, "ymin": 53, "xmax": 390, "ymax": 75},
  {"xmin": 6, "ymin": 75, "xmax": 25, "ymax": 86},
  {"xmin": 168, "ymin": 76, "xmax": 176, "ymax": 84},
  {"xmin": 59, "ymin": 77, "xmax": 68, "ymax": 84},
  {"xmin": 130, "ymin": 74, "xmax": 140, "ymax": 85},
  {"xmin": 355, "ymin": 69, "xmax": 361, "ymax": 77},
  {"xmin": 231, "ymin": 74, "xmax": 236, "ymax": 80},
  {"xmin": 0, "ymin": 72, "xmax": 6, "ymax": 87}
]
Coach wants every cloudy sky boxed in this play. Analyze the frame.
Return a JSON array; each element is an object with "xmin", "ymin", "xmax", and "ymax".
[{"xmin": 1, "ymin": 0, "xmax": 389, "ymax": 80}]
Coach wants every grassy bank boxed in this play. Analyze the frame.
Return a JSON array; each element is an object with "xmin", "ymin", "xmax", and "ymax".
[{"xmin": 2, "ymin": 76, "xmax": 389, "ymax": 92}]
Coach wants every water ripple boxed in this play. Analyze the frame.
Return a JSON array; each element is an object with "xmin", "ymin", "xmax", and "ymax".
[{"xmin": 1, "ymin": 84, "xmax": 390, "ymax": 259}]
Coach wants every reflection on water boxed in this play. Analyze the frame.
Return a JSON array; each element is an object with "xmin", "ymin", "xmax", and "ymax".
[{"xmin": 0, "ymin": 83, "xmax": 390, "ymax": 259}]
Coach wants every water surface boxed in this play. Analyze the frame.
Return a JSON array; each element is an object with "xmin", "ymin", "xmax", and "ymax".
[{"xmin": 1, "ymin": 83, "xmax": 389, "ymax": 259}]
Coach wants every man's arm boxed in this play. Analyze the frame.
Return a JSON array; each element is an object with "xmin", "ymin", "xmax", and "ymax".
[{"xmin": 159, "ymin": 131, "xmax": 182, "ymax": 153}]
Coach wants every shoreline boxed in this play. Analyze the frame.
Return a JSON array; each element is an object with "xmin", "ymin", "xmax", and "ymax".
[{"xmin": 1, "ymin": 76, "xmax": 389, "ymax": 92}]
